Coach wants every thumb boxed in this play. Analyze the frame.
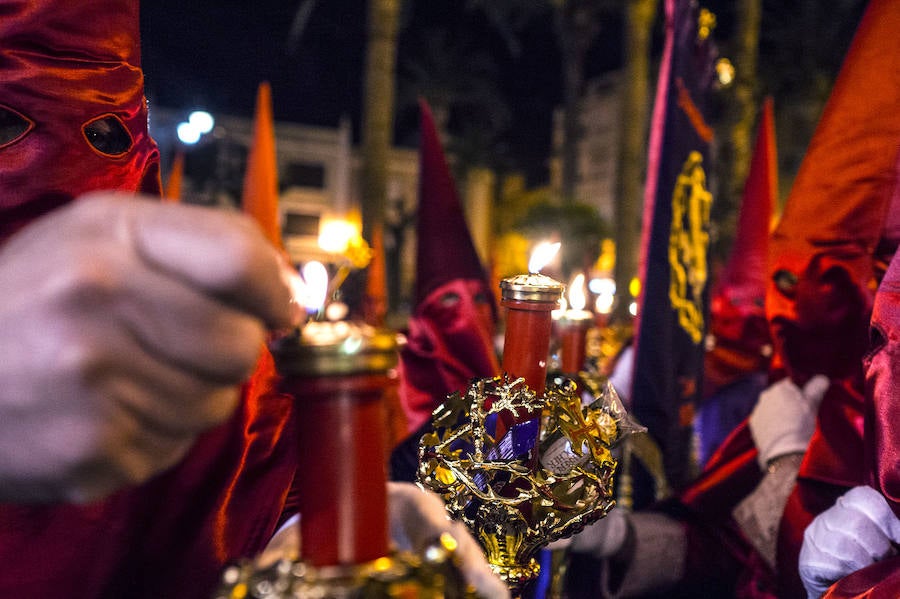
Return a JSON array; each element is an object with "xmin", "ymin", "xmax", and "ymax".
[
  {"xmin": 842, "ymin": 485, "xmax": 900, "ymax": 544},
  {"xmin": 802, "ymin": 375, "xmax": 830, "ymax": 407}
]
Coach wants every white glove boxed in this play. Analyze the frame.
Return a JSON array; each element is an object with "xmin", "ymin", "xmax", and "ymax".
[
  {"xmin": 566, "ymin": 507, "xmax": 630, "ymax": 558},
  {"xmin": 259, "ymin": 513, "xmax": 300, "ymax": 567},
  {"xmin": 749, "ymin": 375, "xmax": 829, "ymax": 469},
  {"xmin": 0, "ymin": 194, "xmax": 300, "ymax": 503},
  {"xmin": 799, "ymin": 486, "xmax": 900, "ymax": 599},
  {"xmin": 388, "ymin": 482, "xmax": 510, "ymax": 599},
  {"xmin": 261, "ymin": 486, "xmax": 510, "ymax": 598}
]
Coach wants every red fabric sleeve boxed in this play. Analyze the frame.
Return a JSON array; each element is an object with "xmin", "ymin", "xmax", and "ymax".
[{"xmin": 0, "ymin": 348, "xmax": 298, "ymax": 599}]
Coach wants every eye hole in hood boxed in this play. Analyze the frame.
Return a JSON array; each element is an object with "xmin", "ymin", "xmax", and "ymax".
[
  {"xmin": 83, "ymin": 114, "xmax": 133, "ymax": 156},
  {"xmin": 0, "ymin": 104, "xmax": 33, "ymax": 148}
]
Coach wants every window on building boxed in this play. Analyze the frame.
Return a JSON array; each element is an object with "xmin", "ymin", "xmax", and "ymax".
[
  {"xmin": 281, "ymin": 162, "xmax": 325, "ymax": 189},
  {"xmin": 283, "ymin": 212, "xmax": 320, "ymax": 237}
]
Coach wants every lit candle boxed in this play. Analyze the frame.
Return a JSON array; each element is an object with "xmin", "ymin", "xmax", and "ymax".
[
  {"xmin": 558, "ymin": 273, "xmax": 593, "ymax": 375},
  {"xmin": 294, "ymin": 260, "xmax": 329, "ymax": 317},
  {"xmin": 271, "ymin": 269, "xmax": 398, "ymax": 567},
  {"xmin": 500, "ymin": 242, "xmax": 564, "ymax": 396}
]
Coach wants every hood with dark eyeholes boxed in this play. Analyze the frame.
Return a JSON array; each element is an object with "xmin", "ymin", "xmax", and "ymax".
[
  {"xmin": 765, "ymin": 0, "xmax": 900, "ymax": 383},
  {"xmin": 0, "ymin": 0, "xmax": 161, "ymax": 243}
]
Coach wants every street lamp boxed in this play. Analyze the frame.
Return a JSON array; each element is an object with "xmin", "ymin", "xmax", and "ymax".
[{"xmin": 176, "ymin": 110, "xmax": 215, "ymax": 145}]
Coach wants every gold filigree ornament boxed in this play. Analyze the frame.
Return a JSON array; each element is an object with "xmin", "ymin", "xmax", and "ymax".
[
  {"xmin": 418, "ymin": 376, "xmax": 638, "ymax": 595},
  {"xmin": 214, "ymin": 541, "xmax": 474, "ymax": 599}
]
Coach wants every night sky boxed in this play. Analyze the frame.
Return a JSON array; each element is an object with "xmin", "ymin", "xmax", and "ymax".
[
  {"xmin": 140, "ymin": 1, "xmax": 865, "ymax": 185},
  {"xmin": 142, "ymin": 0, "xmax": 368, "ymax": 125},
  {"xmin": 140, "ymin": 0, "xmax": 614, "ymax": 184}
]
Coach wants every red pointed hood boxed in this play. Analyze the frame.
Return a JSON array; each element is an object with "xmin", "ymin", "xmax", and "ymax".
[
  {"xmin": 705, "ymin": 99, "xmax": 776, "ymax": 395},
  {"xmin": 0, "ymin": 0, "xmax": 161, "ymax": 242},
  {"xmin": 414, "ymin": 98, "xmax": 490, "ymax": 306},
  {"xmin": 764, "ymin": 0, "xmax": 900, "ymax": 496},
  {"xmin": 767, "ymin": 0, "xmax": 900, "ymax": 382},
  {"xmin": 718, "ymin": 98, "xmax": 776, "ymax": 306},
  {"xmin": 398, "ymin": 99, "xmax": 500, "ymax": 432}
]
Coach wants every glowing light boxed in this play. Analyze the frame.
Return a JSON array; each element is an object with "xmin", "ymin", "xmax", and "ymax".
[
  {"xmin": 716, "ymin": 58, "xmax": 735, "ymax": 88},
  {"xmin": 595, "ymin": 294, "xmax": 614, "ymax": 314},
  {"xmin": 588, "ymin": 277, "xmax": 616, "ymax": 296},
  {"xmin": 372, "ymin": 557, "xmax": 394, "ymax": 572},
  {"xmin": 301, "ymin": 261, "xmax": 329, "ymax": 311},
  {"xmin": 591, "ymin": 277, "xmax": 615, "ymax": 315},
  {"xmin": 698, "ymin": 8, "xmax": 717, "ymax": 41},
  {"xmin": 629, "ymin": 301, "xmax": 638, "ymax": 316},
  {"xmin": 629, "ymin": 277, "xmax": 641, "ymax": 298},
  {"xmin": 325, "ymin": 301, "xmax": 349, "ymax": 321},
  {"xmin": 318, "ymin": 219, "xmax": 358, "ymax": 254},
  {"xmin": 551, "ymin": 297, "xmax": 568, "ymax": 320},
  {"xmin": 340, "ymin": 334, "xmax": 363, "ymax": 355},
  {"xmin": 176, "ymin": 122, "xmax": 201, "ymax": 144},
  {"xmin": 287, "ymin": 260, "xmax": 329, "ymax": 314},
  {"xmin": 528, "ymin": 241, "xmax": 560, "ymax": 274},
  {"xmin": 188, "ymin": 110, "xmax": 215, "ymax": 134},
  {"xmin": 438, "ymin": 532, "xmax": 459, "ymax": 552},
  {"xmin": 568, "ymin": 273, "xmax": 587, "ymax": 311}
]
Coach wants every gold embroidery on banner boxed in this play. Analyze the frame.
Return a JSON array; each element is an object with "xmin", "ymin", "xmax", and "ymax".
[{"xmin": 668, "ymin": 151, "xmax": 711, "ymax": 344}]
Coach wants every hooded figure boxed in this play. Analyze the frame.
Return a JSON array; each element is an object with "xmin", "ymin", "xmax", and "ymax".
[
  {"xmin": 866, "ymin": 188, "xmax": 900, "ymax": 519},
  {"xmin": 0, "ymin": 2, "xmax": 299, "ymax": 596},
  {"xmin": 567, "ymin": 2, "xmax": 900, "ymax": 597},
  {"xmin": 690, "ymin": 0, "xmax": 900, "ymax": 595},
  {"xmin": 796, "ymin": 237, "xmax": 900, "ymax": 599},
  {"xmin": 697, "ymin": 98, "xmax": 776, "ymax": 465},
  {"xmin": 0, "ymin": 0, "xmax": 161, "ymax": 243},
  {"xmin": 761, "ymin": 1, "xmax": 900, "ymax": 592},
  {"xmin": 396, "ymin": 99, "xmax": 500, "ymax": 433}
]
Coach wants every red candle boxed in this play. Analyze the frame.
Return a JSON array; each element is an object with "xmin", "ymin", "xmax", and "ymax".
[
  {"xmin": 271, "ymin": 322, "xmax": 397, "ymax": 567},
  {"xmin": 558, "ymin": 311, "xmax": 592, "ymax": 375},
  {"xmin": 500, "ymin": 274, "xmax": 564, "ymax": 396}
]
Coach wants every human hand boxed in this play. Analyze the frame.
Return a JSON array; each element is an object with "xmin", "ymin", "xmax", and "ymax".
[
  {"xmin": 0, "ymin": 193, "xmax": 300, "ymax": 503},
  {"xmin": 387, "ymin": 482, "xmax": 510, "ymax": 599},
  {"xmin": 749, "ymin": 375, "xmax": 829, "ymax": 469},
  {"xmin": 565, "ymin": 507, "xmax": 630, "ymax": 558},
  {"xmin": 799, "ymin": 486, "xmax": 900, "ymax": 599}
]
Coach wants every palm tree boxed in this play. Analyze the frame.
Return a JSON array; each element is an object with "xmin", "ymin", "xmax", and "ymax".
[
  {"xmin": 613, "ymin": 0, "xmax": 658, "ymax": 321},
  {"xmin": 467, "ymin": 0, "xmax": 614, "ymax": 201},
  {"xmin": 289, "ymin": 0, "xmax": 401, "ymax": 250},
  {"xmin": 466, "ymin": 0, "xmax": 658, "ymax": 319},
  {"xmin": 396, "ymin": 26, "xmax": 511, "ymax": 170},
  {"xmin": 360, "ymin": 0, "xmax": 402, "ymax": 245},
  {"xmin": 711, "ymin": 0, "xmax": 760, "ymax": 264},
  {"xmin": 552, "ymin": 0, "xmax": 611, "ymax": 201}
]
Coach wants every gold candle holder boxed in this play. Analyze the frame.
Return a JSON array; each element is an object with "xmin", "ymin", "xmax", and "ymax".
[{"xmin": 418, "ymin": 376, "xmax": 630, "ymax": 597}]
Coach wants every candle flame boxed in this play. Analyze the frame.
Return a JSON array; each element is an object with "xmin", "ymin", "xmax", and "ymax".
[
  {"xmin": 528, "ymin": 241, "xmax": 560, "ymax": 274},
  {"xmin": 595, "ymin": 294, "xmax": 614, "ymax": 314},
  {"xmin": 290, "ymin": 260, "xmax": 329, "ymax": 313},
  {"xmin": 568, "ymin": 273, "xmax": 587, "ymax": 311},
  {"xmin": 318, "ymin": 218, "xmax": 358, "ymax": 254},
  {"xmin": 552, "ymin": 297, "xmax": 567, "ymax": 320}
]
